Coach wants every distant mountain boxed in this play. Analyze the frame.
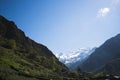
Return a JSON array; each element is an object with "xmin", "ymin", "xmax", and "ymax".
[
  {"xmin": 80, "ymin": 34, "xmax": 120, "ymax": 75},
  {"xmin": 57, "ymin": 48, "xmax": 96, "ymax": 69},
  {"xmin": 0, "ymin": 16, "xmax": 79, "ymax": 80}
]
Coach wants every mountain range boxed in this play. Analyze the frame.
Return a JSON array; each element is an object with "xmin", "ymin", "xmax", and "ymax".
[
  {"xmin": 57, "ymin": 32, "xmax": 120, "ymax": 78},
  {"xmin": 57, "ymin": 33, "xmax": 120, "ymax": 76},
  {"xmin": 0, "ymin": 15, "xmax": 120, "ymax": 80},
  {"xmin": 57, "ymin": 47, "xmax": 96, "ymax": 69},
  {"xmin": 79, "ymin": 34, "xmax": 120, "ymax": 75}
]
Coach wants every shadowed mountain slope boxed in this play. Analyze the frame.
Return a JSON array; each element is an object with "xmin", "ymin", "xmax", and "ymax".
[
  {"xmin": 80, "ymin": 34, "xmax": 120, "ymax": 75},
  {"xmin": 0, "ymin": 16, "xmax": 79, "ymax": 80}
]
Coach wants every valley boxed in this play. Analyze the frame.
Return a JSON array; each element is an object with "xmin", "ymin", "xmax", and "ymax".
[{"xmin": 0, "ymin": 16, "xmax": 120, "ymax": 80}]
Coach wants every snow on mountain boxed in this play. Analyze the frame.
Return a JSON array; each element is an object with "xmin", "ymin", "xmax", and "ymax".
[{"xmin": 56, "ymin": 47, "xmax": 96, "ymax": 69}]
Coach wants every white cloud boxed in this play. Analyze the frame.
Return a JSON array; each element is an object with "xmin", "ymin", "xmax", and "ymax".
[
  {"xmin": 96, "ymin": 0, "xmax": 119, "ymax": 18},
  {"xmin": 97, "ymin": 8, "xmax": 110, "ymax": 17}
]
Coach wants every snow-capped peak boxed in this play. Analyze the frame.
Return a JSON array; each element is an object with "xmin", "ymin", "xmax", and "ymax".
[{"xmin": 56, "ymin": 47, "xmax": 96, "ymax": 65}]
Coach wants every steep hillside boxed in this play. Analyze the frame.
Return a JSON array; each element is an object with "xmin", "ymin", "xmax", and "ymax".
[
  {"xmin": 99, "ymin": 58, "xmax": 120, "ymax": 75},
  {"xmin": 80, "ymin": 34, "xmax": 120, "ymax": 75},
  {"xmin": 0, "ymin": 16, "xmax": 79, "ymax": 80}
]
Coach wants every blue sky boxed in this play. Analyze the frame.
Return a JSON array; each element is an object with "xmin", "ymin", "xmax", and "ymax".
[{"xmin": 0, "ymin": 0, "xmax": 120, "ymax": 54}]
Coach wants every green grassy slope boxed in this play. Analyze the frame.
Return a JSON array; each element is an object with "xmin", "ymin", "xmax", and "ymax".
[{"xmin": 0, "ymin": 16, "xmax": 79, "ymax": 80}]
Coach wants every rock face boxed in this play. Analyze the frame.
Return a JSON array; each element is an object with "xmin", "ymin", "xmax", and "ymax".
[
  {"xmin": 80, "ymin": 34, "xmax": 120, "ymax": 75},
  {"xmin": 0, "ymin": 16, "xmax": 55, "ymax": 57},
  {"xmin": 0, "ymin": 16, "xmax": 78, "ymax": 80}
]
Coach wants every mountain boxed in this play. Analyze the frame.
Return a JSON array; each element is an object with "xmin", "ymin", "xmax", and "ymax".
[
  {"xmin": 99, "ymin": 58, "xmax": 120, "ymax": 75},
  {"xmin": 80, "ymin": 34, "xmax": 120, "ymax": 75},
  {"xmin": 0, "ymin": 16, "xmax": 79, "ymax": 80},
  {"xmin": 57, "ymin": 48, "xmax": 96, "ymax": 69}
]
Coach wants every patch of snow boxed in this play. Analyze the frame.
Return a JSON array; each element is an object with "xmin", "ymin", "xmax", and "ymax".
[{"xmin": 56, "ymin": 47, "xmax": 96, "ymax": 65}]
